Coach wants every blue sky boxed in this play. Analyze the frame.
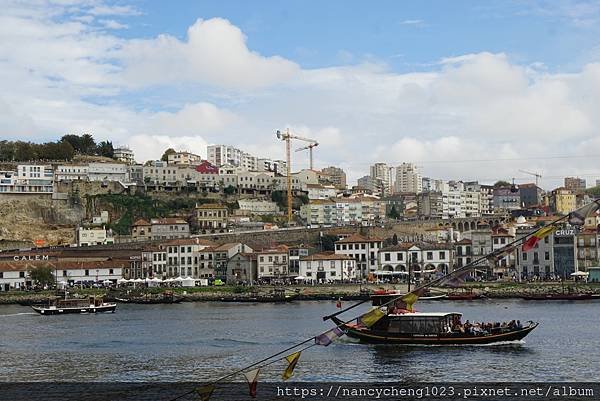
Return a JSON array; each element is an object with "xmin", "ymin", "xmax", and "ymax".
[
  {"xmin": 120, "ymin": 0, "xmax": 599, "ymax": 71},
  {"xmin": 3, "ymin": 0, "xmax": 600, "ymax": 188}
]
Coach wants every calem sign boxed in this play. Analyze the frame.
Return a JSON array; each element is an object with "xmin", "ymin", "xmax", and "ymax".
[{"xmin": 12, "ymin": 254, "xmax": 50, "ymax": 261}]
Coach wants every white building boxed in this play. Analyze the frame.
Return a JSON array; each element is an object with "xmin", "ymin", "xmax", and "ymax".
[
  {"xmin": 56, "ymin": 164, "xmax": 89, "ymax": 181},
  {"xmin": 0, "ymin": 165, "xmax": 54, "ymax": 194},
  {"xmin": 256, "ymin": 245, "xmax": 290, "ymax": 280},
  {"xmin": 113, "ymin": 147, "xmax": 135, "ymax": 165},
  {"xmin": 237, "ymin": 199, "xmax": 280, "ymax": 215},
  {"xmin": 299, "ymin": 252, "xmax": 356, "ymax": 282},
  {"xmin": 334, "ymin": 234, "xmax": 383, "ymax": 278},
  {"xmin": 0, "ymin": 260, "xmax": 124, "ymax": 291},
  {"xmin": 168, "ymin": 151, "xmax": 202, "ymax": 166},
  {"xmin": 88, "ymin": 163, "xmax": 129, "ymax": 182},
  {"xmin": 305, "ymin": 184, "xmax": 337, "ymax": 200},
  {"xmin": 370, "ymin": 163, "xmax": 394, "ymax": 196},
  {"xmin": 394, "ymin": 163, "xmax": 422, "ymax": 194},
  {"xmin": 378, "ymin": 242, "xmax": 453, "ymax": 276},
  {"xmin": 76, "ymin": 226, "xmax": 114, "ymax": 247}
]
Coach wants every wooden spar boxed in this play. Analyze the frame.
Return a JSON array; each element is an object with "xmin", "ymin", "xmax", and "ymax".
[{"xmin": 322, "ymin": 297, "xmax": 370, "ymax": 321}]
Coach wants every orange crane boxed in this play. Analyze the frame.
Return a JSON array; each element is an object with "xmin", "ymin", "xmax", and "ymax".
[
  {"xmin": 276, "ymin": 129, "xmax": 318, "ymax": 224},
  {"xmin": 295, "ymin": 142, "xmax": 319, "ymax": 170}
]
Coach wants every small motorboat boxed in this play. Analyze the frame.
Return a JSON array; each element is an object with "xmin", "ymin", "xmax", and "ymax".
[{"xmin": 32, "ymin": 295, "xmax": 116, "ymax": 315}]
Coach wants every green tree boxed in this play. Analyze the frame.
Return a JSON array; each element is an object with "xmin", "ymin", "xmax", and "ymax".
[
  {"xmin": 61, "ymin": 134, "xmax": 82, "ymax": 153},
  {"xmin": 0, "ymin": 140, "xmax": 15, "ymax": 161},
  {"xmin": 321, "ymin": 234, "xmax": 339, "ymax": 251},
  {"xmin": 161, "ymin": 148, "xmax": 176, "ymax": 162},
  {"xmin": 57, "ymin": 140, "xmax": 75, "ymax": 160},
  {"xmin": 97, "ymin": 140, "xmax": 114, "ymax": 158},
  {"xmin": 79, "ymin": 134, "xmax": 96, "ymax": 154},
  {"xmin": 14, "ymin": 141, "xmax": 36, "ymax": 161},
  {"xmin": 271, "ymin": 190, "xmax": 286, "ymax": 208},
  {"xmin": 223, "ymin": 185, "xmax": 236, "ymax": 195},
  {"xmin": 388, "ymin": 205, "xmax": 401, "ymax": 219},
  {"xmin": 586, "ymin": 186, "xmax": 600, "ymax": 198},
  {"xmin": 493, "ymin": 180, "xmax": 511, "ymax": 188},
  {"xmin": 28, "ymin": 266, "xmax": 55, "ymax": 287}
]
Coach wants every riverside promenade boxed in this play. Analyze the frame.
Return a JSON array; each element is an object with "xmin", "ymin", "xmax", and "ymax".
[{"xmin": 2, "ymin": 281, "xmax": 600, "ymax": 305}]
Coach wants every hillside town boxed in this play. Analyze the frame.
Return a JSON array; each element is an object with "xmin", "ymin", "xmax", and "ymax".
[{"xmin": 1, "ymin": 135, "xmax": 600, "ymax": 291}]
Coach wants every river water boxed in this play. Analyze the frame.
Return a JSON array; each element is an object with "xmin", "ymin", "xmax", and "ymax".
[{"xmin": 0, "ymin": 299, "xmax": 598, "ymax": 382}]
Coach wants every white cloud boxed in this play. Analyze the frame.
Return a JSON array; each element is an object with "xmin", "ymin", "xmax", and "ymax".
[
  {"xmin": 2, "ymin": 1, "xmax": 600, "ymax": 189},
  {"xmin": 88, "ymin": 4, "xmax": 141, "ymax": 16},
  {"xmin": 400, "ymin": 19, "xmax": 424, "ymax": 26},
  {"xmin": 117, "ymin": 18, "xmax": 300, "ymax": 89},
  {"xmin": 126, "ymin": 135, "xmax": 209, "ymax": 162},
  {"xmin": 99, "ymin": 19, "xmax": 128, "ymax": 29}
]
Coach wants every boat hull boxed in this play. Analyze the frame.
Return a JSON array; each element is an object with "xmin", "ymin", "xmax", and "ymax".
[
  {"xmin": 331, "ymin": 317, "xmax": 538, "ymax": 345},
  {"xmin": 31, "ymin": 304, "xmax": 117, "ymax": 315}
]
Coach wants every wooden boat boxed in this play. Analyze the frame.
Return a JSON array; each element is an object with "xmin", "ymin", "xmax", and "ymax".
[
  {"xmin": 331, "ymin": 312, "xmax": 538, "ymax": 345},
  {"xmin": 31, "ymin": 296, "xmax": 116, "ymax": 315},
  {"xmin": 370, "ymin": 291, "xmax": 446, "ymax": 306}
]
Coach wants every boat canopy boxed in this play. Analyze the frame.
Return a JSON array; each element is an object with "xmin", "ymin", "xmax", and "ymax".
[
  {"xmin": 389, "ymin": 312, "xmax": 462, "ymax": 317},
  {"xmin": 387, "ymin": 312, "xmax": 462, "ymax": 335}
]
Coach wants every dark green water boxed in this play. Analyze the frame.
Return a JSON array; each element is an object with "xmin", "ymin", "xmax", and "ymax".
[{"xmin": 0, "ymin": 299, "xmax": 597, "ymax": 382}]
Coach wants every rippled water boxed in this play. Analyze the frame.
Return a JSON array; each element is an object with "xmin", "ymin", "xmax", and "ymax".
[{"xmin": 0, "ymin": 299, "xmax": 598, "ymax": 382}]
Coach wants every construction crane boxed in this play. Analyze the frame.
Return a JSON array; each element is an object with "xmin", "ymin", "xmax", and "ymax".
[
  {"xmin": 518, "ymin": 169, "xmax": 542, "ymax": 186},
  {"xmin": 295, "ymin": 142, "xmax": 319, "ymax": 170},
  {"xmin": 276, "ymin": 128, "xmax": 318, "ymax": 224}
]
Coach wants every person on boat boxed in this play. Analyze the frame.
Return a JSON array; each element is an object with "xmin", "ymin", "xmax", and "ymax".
[{"xmin": 516, "ymin": 320, "xmax": 522, "ymax": 329}]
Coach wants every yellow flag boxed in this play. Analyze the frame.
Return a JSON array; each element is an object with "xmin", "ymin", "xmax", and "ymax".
[
  {"xmin": 359, "ymin": 307, "xmax": 386, "ymax": 327},
  {"xmin": 400, "ymin": 293, "xmax": 418, "ymax": 311},
  {"xmin": 196, "ymin": 384, "xmax": 215, "ymax": 401},
  {"xmin": 282, "ymin": 351, "xmax": 301, "ymax": 380}
]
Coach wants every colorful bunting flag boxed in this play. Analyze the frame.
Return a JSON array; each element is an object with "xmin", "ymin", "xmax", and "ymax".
[
  {"xmin": 568, "ymin": 201, "xmax": 600, "ymax": 226},
  {"xmin": 438, "ymin": 270, "xmax": 470, "ymax": 288},
  {"xmin": 196, "ymin": 384, "xmax": 215, "ymax": 401},
  {"xmin": 399, "ymin": 288, "xmax": 426, "ymax": 312},
  {"xmin": 315, "ymin": 327, "xmax": 344, "ymax": 346},
  {"xmin": 522, "ymin": 225, "xmax": 556, "ymax": 252},
  {"xmin": 486, "ymin": 245, "xmax": 516, "ymax": 264},
  {"xmin": 358, "ymin": 307, "xmax": 386, "ymax": 327},
  {"xmin": 243, "ymin": 368, "xmax": 260, "ymax": 398},
  {"xmin": 282, "ymin": 351, "xmax": 301, "ymax": 380}
]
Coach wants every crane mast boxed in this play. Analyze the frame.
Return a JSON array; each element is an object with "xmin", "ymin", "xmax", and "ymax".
[
  {"xmin": 518, "ymin": 169, "xmax": 542, "ymax": 186},
  {"xmin": 276, "ymin": 128, "xmax": 318, "ymax": 225},
  {"xmin": 295, "ymin": 142, "xmax": 319, "ymax": 170}
]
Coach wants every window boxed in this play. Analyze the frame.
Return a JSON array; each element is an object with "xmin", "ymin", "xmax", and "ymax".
[
  {"xmin": 109, "ymin": 269, "xmax": 114, "ymax": 275},
  {"xmin": 361, "ymin": 244, "xmax": 366, "ymax": 250},
  {"xmin": 426, "ymin": 252, "xmax": 433, "ymax": 260},
  {"xmin": 544, "ymin": 252, "xmax": 550, "ymax": 260},
  {"xmin": 523, "ymin": 253, "xmax": 528, "ymax": 261},
  {"xmin": 19, "ymin": 272, "xmax": 25, "ymax": 278},
  {"xmin": 439, "ymin": 251, "xmax": 446, "ymax": 259},
  {"xmin": 384, "ymin": 253, "xmax": 391, "ymax": 261},
  {"xmin": 330, "ymin": 261, "xmax": 335, "ymax": 268},
  {"xmin": 398, "ymin": 253, "xmax": 403, "ymax": 260},
  {"xmin": 85, "ymin": 270, "xmax": 89, "ymax": 276},
  {"xmin": 330, "ymin": 271, "xmax": 336, "ymax": 276}
]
